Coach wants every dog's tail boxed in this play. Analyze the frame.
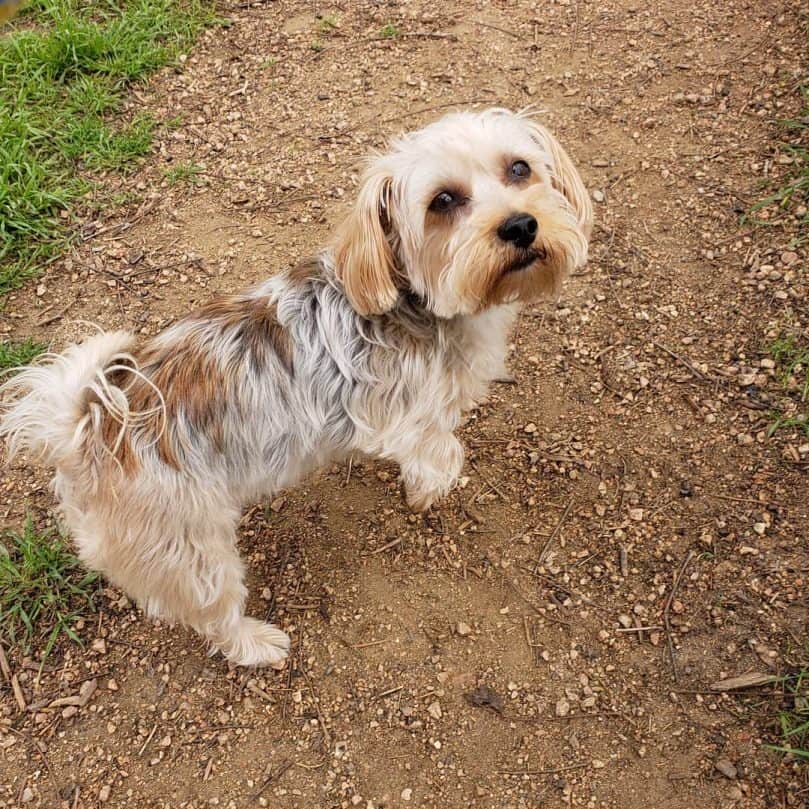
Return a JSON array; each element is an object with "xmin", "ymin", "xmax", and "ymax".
[{"xmin": 0, "ymin": 331, "xmax": 139, "ymax": 472}]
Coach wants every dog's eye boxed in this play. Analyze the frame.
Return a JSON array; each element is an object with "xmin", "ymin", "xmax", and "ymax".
[
  {"xmin": 429, "ymin": 191, "xmax": 457, "ymax": 212},
  {"xmin": 510, "ymin": 160, "xmax": 531, "ymax": 180}
]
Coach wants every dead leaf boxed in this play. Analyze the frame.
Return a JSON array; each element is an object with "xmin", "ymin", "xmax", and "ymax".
[
  {"xmin": 463, "ymin": 685, "xmax": 504, "ymax": 714},
  {"xmin": 709, "ymin": 672, "xmax": 777, "ymax": 691}
]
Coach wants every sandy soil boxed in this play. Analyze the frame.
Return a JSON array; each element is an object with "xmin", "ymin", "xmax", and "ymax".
[{"xmin": 1, "ymin": 1, "xmax": 807, "ymax": 808}]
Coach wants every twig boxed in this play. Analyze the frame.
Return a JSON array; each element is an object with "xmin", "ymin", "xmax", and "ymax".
[
  {"xmin": 353, "ymin": 639, "xmax": 387, "ymax": 649},
  {"xmin": 8, "ymin": 728, "xmax": 60, "ymax": 798},
  {"xmin": 363, "ymin": 537, "xmax": 402, "ymax": 556},
  {"xmin": 703, "ymin": 492, "xmax": 781, "ymax": 508},
  {"xmin": 510, "ymin": 711, "xmax": 619, "ymax": 723},
  {"xmin": 376, "ymin": 97, "xmax": 496, "ymax": 126},
  {"xmin": 138, "ymin": 723, "xmax": 158, "ymax": 757},
  {"xmin": 372, "ymin": 686, "xmax": 404, "ymax": 701},
  {"xmin": 37, "ymin": 295, "xmax": 78, "ymax": 326},
  {"xmin": 498, "ymin": 762, "xmax": 587, "ymax": 776},
  {"xmin": 469, "ymin": 460, "xmax": 509, "ymax": 501},
  {"xmin": 619, "ymin": 546, "xmax": 629, "ymax": 577},
  {"xmin": 476, "ymin": 21, "xmax": 520, "ymax": 38},
  {"xmin": 652, "ymin": 341, "xmax": 706, "ymax": 381},
  {"xmin": 11, "ymin": 675, "xmax": 27, "ymax": 712},
  {"xmin": 616, "ymin": 625, "xmax": 663, "ymax": 633},
  {"xmin": 300, "ymin": 666, "xmax": 332, "ymax": 750},
  {"xmin": 663, "ymin": 550, "xmax": 696, "ymax": 682},
  {"xmin": 533, "ymin": 498, "xmax": 574, "ymax": 573},
  {"xmin": 372, "ymin": 31, "xmax": 459, "ymax": 41},
  {"xmin": 0, "ymin": 644, "xmax": 12, "ymax": 681},
  {"xmin": 252, "ymin": 760, "xmax": 293, "ymax": 801}
]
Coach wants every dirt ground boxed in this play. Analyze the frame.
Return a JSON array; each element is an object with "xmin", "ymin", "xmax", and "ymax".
[{"xmin": 1, "ymin": 1, "xmax": 807, "ymax": 807}]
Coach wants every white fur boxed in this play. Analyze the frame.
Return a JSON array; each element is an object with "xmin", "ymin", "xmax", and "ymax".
[{"xmin": 0, "ymin": 109, "xmax": 589, "ymax": 668}]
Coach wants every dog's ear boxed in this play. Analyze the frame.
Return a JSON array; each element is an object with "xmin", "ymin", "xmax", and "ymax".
[
  {"xmin": 526, "ymin": 119, "xmax": 593, "ymax": 240},
  {"xmin": 333, "ymin": 162, "xmax": 400, "ymax": 316}
]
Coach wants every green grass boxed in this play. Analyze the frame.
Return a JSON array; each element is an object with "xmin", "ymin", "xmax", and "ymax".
[
  {"xmin": 163, "ymin": 160, "xmax": 203, "ymax": 186},
  {"xmin": 317, "ymin": 13, "xmax": 338, "ymax": 33},
  {"xmin": 744, "ymin": 86, "xmax": 808, "ymax": 245},
  {"xmin": 0, "ymin": 516, "xmax": 97, "ymax": 661},
  {"xmin": 379, "ymin": 23, "xmax": 401, "ymax": 39},
  {"xmin": 0, "ymin": 0, "xmax": 214, "ymax": 301},
  {"xmin": 767, "ymin": 334, "xmax": 809, "ymax": 436},
  {"xmin": 0, "ymin": 337, "xmax": 45, "ymax": 371},
  {"xmin": 769, "ymin": 670, "xmax": 809, "ymax": 760}
]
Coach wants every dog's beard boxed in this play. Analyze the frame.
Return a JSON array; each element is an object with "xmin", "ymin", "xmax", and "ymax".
[{"xmin": 419, "ymin": 200, "xmax": 587, "ymax": 317}]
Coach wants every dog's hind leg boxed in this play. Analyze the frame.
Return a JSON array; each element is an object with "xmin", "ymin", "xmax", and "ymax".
[{"xmin": 97, "ymin": 495, "xmax": 290, "ymax": 668}]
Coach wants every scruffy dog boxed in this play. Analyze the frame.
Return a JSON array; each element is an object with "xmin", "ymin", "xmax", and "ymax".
[{"xmin": 0, "ymin": 109, "xmax": 591, "ymax": 668}]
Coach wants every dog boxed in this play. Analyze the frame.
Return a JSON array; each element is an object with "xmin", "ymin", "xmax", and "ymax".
[{"xmin": 0, "ymin": 108, "xmax": 591, "ymax": 668}]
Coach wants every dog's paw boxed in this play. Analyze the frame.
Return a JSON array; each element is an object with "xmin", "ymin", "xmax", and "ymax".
[
  {"xmin": 405, "ymin": 485, "xmax": 442, "ymax": 513},
  {"xmin": 224, "ymin": 618, "xmax": 290, "ymax": 669}
]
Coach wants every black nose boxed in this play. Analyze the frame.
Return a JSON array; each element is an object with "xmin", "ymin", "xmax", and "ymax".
[{"xmin": 497, "ymin": 213, "xmax": 538, "ymax": 248}]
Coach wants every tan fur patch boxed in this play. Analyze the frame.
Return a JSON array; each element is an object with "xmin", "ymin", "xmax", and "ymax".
[
  {"xmin": 285, "ymin": 256, "xmax": 324, "ymax": 288},
  {"xmin": 96, "ymin": 295, "xmax": 291, "ymax": 473}
]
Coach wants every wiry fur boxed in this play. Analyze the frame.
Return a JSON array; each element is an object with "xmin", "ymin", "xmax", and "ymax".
[{"xmin": 0, "ymin": 108, "xmax": 590, "ymax": 667}]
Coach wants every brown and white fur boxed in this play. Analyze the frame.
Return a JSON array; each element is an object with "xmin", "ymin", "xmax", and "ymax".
[{"xmin": 0, "ymin": 108, "xmax": 591, "ymax": 668}]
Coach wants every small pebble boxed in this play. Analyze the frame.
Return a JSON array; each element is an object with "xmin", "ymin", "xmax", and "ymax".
[{"xmin": 715, "ymin": 759, "xmax": 737, "ymax": 779}]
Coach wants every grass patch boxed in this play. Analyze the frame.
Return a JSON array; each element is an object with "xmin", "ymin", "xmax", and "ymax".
[
  {"xmin": 744, "ymin": 85, "xmax": 808, "ymax": 245},
  {"xmin": 317, "ymin": 13, "xmax": 338, "ymax": 34},
  {"xmin": 163, "ymin": 160, "xmax": 203, "ymax": 186},
  {"xmin": 379, "ymin": 23, "xmax": 401, "ymax": 39},
  {"xmin": 0, "ymin": 516, "xmax": 97, "ymax": 661},
  {"xmin": 0, "ymin": 337, "xmax": 45, "ymax": 371},
  {"xmin": 0, "ymin": 0, "xmax": 214, "ymax": 301},
  {"xmin": 767, "ymin": 334, "xmax": 809, "ymax": 436},
  {"xmin": 769, "ymin": 670, "xmax": 809, "ymax": 760}
]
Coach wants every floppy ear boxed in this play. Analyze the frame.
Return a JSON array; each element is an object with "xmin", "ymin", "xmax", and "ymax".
[
  {"xmin": 526, "ymin": 119, "xmax": 593, "ymax": 240},
  {"xmin": 333, "ymin": 162, "xmax": 400, "ymax": 316}
]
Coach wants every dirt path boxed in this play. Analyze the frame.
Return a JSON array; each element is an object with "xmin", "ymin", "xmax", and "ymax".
[{"xmin": 1, "ymin": 1, "xmax": 807, "ymax": 807}]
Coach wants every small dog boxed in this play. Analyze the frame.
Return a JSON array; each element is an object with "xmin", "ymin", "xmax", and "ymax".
[{"xmin": 0, "ymin": 108, "xmax": 591, "ymax": 667}]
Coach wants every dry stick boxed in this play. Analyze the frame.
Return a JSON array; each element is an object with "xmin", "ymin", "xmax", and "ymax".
[
  {"xmin": 652, "ymin": 341, "xmax": 706, "ymax": 381},
  {"xmin": 376, "ymin": 97, "xmax": 496, "ymax": 126},
  {"xmin": 353, "ymin": 639, "xmax": 387, "ymax": 649},
  {"xmin": 138, "ymin": 723, "xmax": 158, "ymax": 757},
  {"xmin": 372, "ymin": 685, "xmax": 404, "ymax": 701},
  {"xmin": 498, "ymin": 762, "xmax": 587, "ymax": 776},
  {"xmin": 252, "ymin": 760, "xmax": 293, "ymax": 801},
  {"xmin": 0, "ymin": 644, "xmax": 12, "ymax": 681},
  {"xmin": 8, "ymin": 727, "xmax": 60, "ymax": 798},
  {"xmin": 663, "ymin": 550, "xmax": 696, "ymax": 682},
  {"xmin": 476, "ymin": 20, "xmax": 520, "ymax": 38},
  {"xmin": 468, "ymin": 460, "xmax": 509, "ymax": 500},
  {"xmin": 0, "ymin": 645, "xmax": 26, "ymax": 713},
  {"xmin": 300, "ymin": 665, "xmax": 332, "ymax": 751},
  {"xmin": 704, "ymin": 492, "xmax": 782, "ymax": 508},
  {"xmin": 533, "ymin": 498, "xmax": 574, "ymax": 574},
  {"xmin": 363, "ymin": 537, "xmax": 402, "ymax": 556},
  {"xmin": 616, "ymin": 625, "xmax": 663, "ymax": 633}
]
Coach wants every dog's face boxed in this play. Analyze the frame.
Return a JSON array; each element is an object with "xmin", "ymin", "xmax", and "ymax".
[{"xmin": 334, "ymin": 108, "xmax": 592, "ymax": 318}]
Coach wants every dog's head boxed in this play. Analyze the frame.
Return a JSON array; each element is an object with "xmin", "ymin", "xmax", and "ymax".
[{"xmin": 333, "ymin": 108, "xmax": 592, "ymax": 318}]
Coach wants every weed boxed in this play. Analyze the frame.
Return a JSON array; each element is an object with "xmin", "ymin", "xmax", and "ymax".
[
  {"xmin": 744, "ymin": 86, "xmax": 808, "ymax": 246},
  {"xmin": 0, "ymin": 338, "xmax": 45, "ymax": 371},
  {"xmin": 0, "ymin": 517, "xmax": 97, "ymax": 661},
  {"xmin": 163, "ymin": 161, "xmax": 203, "ymax": 186},
  {"xmin": 317, "ymin": 13, "xmax": 338, "ymax": 33},
  {"xmin": 379, "ymin": 23, "xmax": 400, "ymax": 39},
  {"xmin": 767, "ymin": 334, "xmax": 809, "ymax": 436},
  {"xmin": 0, "ymin": 0, "xmax": 214, "ymax": 301},
  {"xmin": 768, "ymin": 670, "xmax": 809, "ymax": 760}
]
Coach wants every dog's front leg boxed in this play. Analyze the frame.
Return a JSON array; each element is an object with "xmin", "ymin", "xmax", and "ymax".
[{"xmin": 395, "ymin": 429, "xmax": 464, "ymax": 512}]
